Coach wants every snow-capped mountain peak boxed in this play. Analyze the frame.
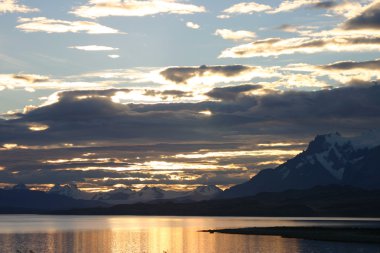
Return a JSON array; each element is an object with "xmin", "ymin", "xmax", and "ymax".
[
  {"xmin": 136, "ymin": 186, "xmax": 165, "ymax": 199},
  {"xmin": 12, "ymin": 183, "xmax": 29, "ymax": 190},
  {"xmin": 222, "ymin": 132, "xmax": 380, "ymax": 199},
  {"xmin": 92, "ymin": 187, "xmax": 134, "ymax": 202},
  {"xmin": 193, "ymin": 185, "xmax": 222, "ymax": 196},
  {"xmin": 290, "ymin": 132, "xmax": 369, "ymax": 180},
  {"xmin": 306, "ymin": 132, "xmax": 352, "ymax": 154},
  {"xmin": 48, "ymin": 184, "xmax": 91, "ymax": 200}
]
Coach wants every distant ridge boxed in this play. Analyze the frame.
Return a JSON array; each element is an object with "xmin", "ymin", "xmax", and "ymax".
[
  {"xmin": 0, "ymin": 188, "xmax": 105, "ymax": 213},
  {"xmin": 52, "ymin": 185, "xmax": 380, "ymax": 217},
  {"xmin": 47, "ymin": 184, "xmax": 223, "ymax": 204}
]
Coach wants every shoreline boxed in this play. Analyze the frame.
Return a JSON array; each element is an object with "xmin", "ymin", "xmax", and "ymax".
[{"xmin": 202, "ymin": 226, "xmax": 380, "ymax": 244}]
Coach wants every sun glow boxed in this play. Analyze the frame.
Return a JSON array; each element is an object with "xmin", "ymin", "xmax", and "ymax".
[
  {"xmin": 174, "ymin": 149, "xmax": 302, "ymax": 159},
  {"xmin": 28, "ymin": 123, "xmax": 49, "ymax": 131}
]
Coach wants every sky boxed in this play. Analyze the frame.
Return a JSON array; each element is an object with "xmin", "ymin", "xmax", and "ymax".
[{"xmin": 1, "ymin": 0, "xmax": 380, "ymax": 192}]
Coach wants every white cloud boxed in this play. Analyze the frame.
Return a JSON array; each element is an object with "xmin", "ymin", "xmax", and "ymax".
[
  {"xmin": 0, "ymin": 0, "xmax": 39, "ymax": 13},
  {"xmin": 72, "ymin": 0, "xmax": 206, "ymax": 18},
  {"xmin": 223, "ymin": 2, "xmax": 272, "ymax": 14},
  {"xmin": 108, "ymin": 54, "xmax": 120, "ymax": 59},
  {"xmin": 324, "ymin": 1, "xmax": 366, "ymax": 18},
  {"xmin": 186, "ymin": 22, "xmax": 200, "ymax": 29},
  {"xmin": 69, "ymin": 45, "xmax": 119, "ymax": 51},
  {"xmin": 217, "ymin": 14, "xmax": 230, "ymax": 19},
  {"xmin": 17, "ymin": 17, "xmax": 120, "ymax": 34},
  {"xmin": 268, "ymin": 0, "xmax": 319, "ymax": 13},
  {"xmin": 219, "ymin": 36, "xmax": 380, "ymax": 58},
  {"xmin": 221, "ymin": 0, "xmax": 364, "ymax": 16},
  {"xmin": 214, "ymin": 29, "xmax": 256, "ymax": 42}
]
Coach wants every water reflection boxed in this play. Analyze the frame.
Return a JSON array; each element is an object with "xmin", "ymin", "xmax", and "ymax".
[
  {"xmin": 0, "ymin": 229, "xmax": 301, "ymax": 253},
  {"xmin": 0, "ymin": 216, "xmax": 379, "ymax": 253}
]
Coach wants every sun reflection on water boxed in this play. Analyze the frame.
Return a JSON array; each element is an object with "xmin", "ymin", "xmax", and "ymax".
[{"xmin": 0, "ymin": 216, "xmax": 379, "ymax": 253}]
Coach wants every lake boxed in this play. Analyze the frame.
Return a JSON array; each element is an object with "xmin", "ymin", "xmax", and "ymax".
[{"xmin": 0, "ymin": 215, "xmax": 379, "ymax": 253}]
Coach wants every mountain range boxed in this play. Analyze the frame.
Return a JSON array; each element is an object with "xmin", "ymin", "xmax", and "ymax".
[
  {"xmin": 47, "ymin": 184, "xmax": 222, "ymax": 204},
  {"xmin": 1, "ymin": 132, "xmax": 379, "ymax": 215}
]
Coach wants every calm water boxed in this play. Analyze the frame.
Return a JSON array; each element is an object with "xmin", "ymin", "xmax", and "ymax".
[{"xmin": 0, "ymin": 215, "xmax": 379, "ymax": 253}]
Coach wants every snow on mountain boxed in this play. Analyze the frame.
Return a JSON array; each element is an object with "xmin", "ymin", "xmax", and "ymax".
[
  {"xmin": 48, "ymin": 184, "xmax": 92, "ymax": 200},
  {"xmin": 179, "ymin": 185, "xmax": 223, "ymax": 202},
  {"xmin": 92, "ymin": 187, "xmax": 134, "ymax": 205},
  {"xmin": 192, "ymin": 185, "xmax": 222, "ymax": 195},
  {"xmin": 12, "ymin": 183, "xmax": 29, "ymax": 190},
  {"xmin": 127, "ymin": 186, "xmax": 186, "ymax": 203},
  {"xmin": 222, "ymin": 132, "xmax": 380, "ymax": 199},
  {"xmin": 89, "ymin": 185, "xmax": 222, "ymax": 204}
]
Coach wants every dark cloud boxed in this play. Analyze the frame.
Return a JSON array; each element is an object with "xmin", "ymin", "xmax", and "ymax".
[
  {"xmin": 206, "ymin": 84, "xmax": 262, "ymax": 101},
  {"xmin": 321, "ymin": 59, "xmax": 380, "ymax": 70},
  {"xmin": 0, "ymin": 84, "xmax": 379, "ymax": 188},
  {"xmin": 12, "ymin": 74, "xmax": 49, "ymax": 83},
  {"xmin": 2, "ymin": 84, "xmax": 380, "ymax": 145},
  {"xmin": 160, "ymin": 65, "xmax": 253, "ymax": 84},
  {"xmin": 344, "ymin": 2, "xmax": 380, "ymax": 29},
  {"xmin": 313, "ymin": 1, "xmax": 339, "ymax": 9},
  {"xmin": 144, "ymin": 89, "xmax": 193, "ymax": 99},
  {"xmin": 56, "ymin": 89, "xmax": 131, "ymax": 98}
]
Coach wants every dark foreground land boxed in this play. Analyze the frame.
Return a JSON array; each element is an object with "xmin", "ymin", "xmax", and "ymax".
[{"xmin": 203, "ymin": 227, "xmax": 380, "ymax": 244}]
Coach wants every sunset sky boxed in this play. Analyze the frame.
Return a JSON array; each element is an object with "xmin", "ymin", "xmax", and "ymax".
[{"xmin": 1, "ymin": 0, "xmax": 380, "ymax": 192}]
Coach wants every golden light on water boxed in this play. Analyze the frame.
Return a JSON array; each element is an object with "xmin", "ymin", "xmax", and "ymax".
[{"xmin": 0, "ymin": 216, "xmax": 303, "ymax": 253}]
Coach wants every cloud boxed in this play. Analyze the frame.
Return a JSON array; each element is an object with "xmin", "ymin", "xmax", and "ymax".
[
  {"xmin": 0, "ymin": 84, "xmax": 379, "ymax": 189},
  {"xmin": 206, "ymin": 84, "xmax": 262, "ymax": 101},
  {"xmin": 108, "ymin": 54, "xmax": 120, "ymax": 59},
  {"xmin": 222, "ymin": 2, "xmax": 272, "ymax": 14},
  {"xmin": 16, "ymin": 17, "xmax": 120, "ymax": 34},
  {"xmin": 214, "ymin": 29, "xmax": 256, "ymax": 42},
  {"xmin": 3, "ymin": 84, "xmax": 379, "ymax": 145},
  {"xmin": 219, "ymin": 36, "xmax": 380, "ymax": 58},
  {"xmin": 313, "ymin": 1, "xmax": 339, "ymax": 8},
  {"xmin": 221, "ymin": 0, "xmax": 365, "ymax": 17},
  {"xmin": 313, "ymin": 0, "xmax": 365, "ymax": 18},
  {"xmin": 221, "ymin": 0, "xmax": 327, "ymax": 15},
  {"xmin": 278, "ymin": 24, "xmax": 299, "ymax": 33},
  {"xmin": 159, "ymin": 65, "xmax": 279, "ymax": 85},
  {"xmin": 186, "ymin": 21, "xmax": 200, "ymax": 29},
  {"xmin": 72, "ymin": 0, "xmax": 206, "ymax": 18},
  {"xmin": 287, "ymin": 59, "xmax": 380, "ymax": 83},
  {"xmin": 0, "ymin": 0, "xmax": 38, "ymax": 13},
  {"xmin": 269, "ymin": 0, "xmax": 320, "ymax": 13},
  {"xmin": 344, "ymin": 1, "xmax": 380, "ymax": 29},
  {"xmin": 0, "ymin": 73, "xmax": 111, "ymax": 91},
  {"xmin": 69, "ymin": 45, "xmax": 119, "ymax": 51},
  {"xmin": 321, "ymin": 59, "xmax": 380, "ymax": 70}
]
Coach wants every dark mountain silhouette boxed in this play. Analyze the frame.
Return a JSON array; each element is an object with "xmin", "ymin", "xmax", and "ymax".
[
  {"xmin": 52, "ymin": 185, "xmax": 380, "ymax": 217},
  {"xmin": 221, "ymin": 132, "xmax": 380, "ymax": 199},
  {"xmin": 0, "ymin": 188, "xmax": 105, "ymax": 213}
]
